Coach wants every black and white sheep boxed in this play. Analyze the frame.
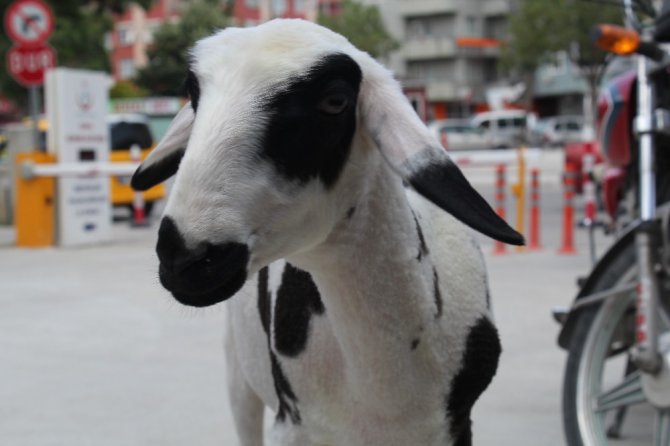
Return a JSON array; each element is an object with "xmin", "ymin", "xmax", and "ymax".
[{"xmin": 132, "ymin": 19, "xmax": 523, "ymax": 446}]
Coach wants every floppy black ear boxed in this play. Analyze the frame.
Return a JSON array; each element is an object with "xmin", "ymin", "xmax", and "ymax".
[
  {"xmin": 358, "ymin": 67, "xmax": 524, "ymax": 246},
  {"xmin": 131, "ymin": 103, "xmax": 194, "ymax": 191}
]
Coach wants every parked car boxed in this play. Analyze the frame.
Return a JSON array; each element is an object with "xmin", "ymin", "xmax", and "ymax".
[
  {"xmin": 471, "ymin": 110, "xmax": 536, "ymax": 149},
  {"xmin": 107, "ymin": 113, "xmax": 165, "ymax": 216},
  {"xmin": 427, "ymin": 119, "xmax": 492, "ymax": 151},
  {"xmin": 530, "ymin": 115, "xmax": 588, "ymax": 147}
]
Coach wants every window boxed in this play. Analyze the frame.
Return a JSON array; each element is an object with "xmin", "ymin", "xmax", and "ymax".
[
  {"xmin": 405, "ymin": 14, "xmax": 455, "ymax": 40},
  {"xmin": 117, "ymin": 27, "xmax": 134, "ymax": 46},
  {"xmin": 245, "ymin": 0, "xmax": 259, "ymax": 7},
  {"xmin": 294, "ymin": 0, "xmax": 306, "ymax": 13},
  {"xmin": 407, "ymin": 60, "xmax": 456, "ymax": 81},
  {"xmin": 119, "ymin": 59, "xmax": 136, "ymax": 80},
  {"xmin": 272, "ymin": 0, "xmax": 287, "ymax": 15}
]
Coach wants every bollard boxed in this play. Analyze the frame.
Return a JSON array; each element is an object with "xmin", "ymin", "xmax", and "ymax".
[
  {"xmin": 513, "ymin": 147, "xmax": 526, "ymax": 253},
  {"xmin": 559, "ymin": 162, "xmax": 577, "ymax": 254},
  {"xmin": 130, "ymin": 144, "xmax": 149, "ymax": 227},
  {"xmin": 528, "ymin": 168, "xmax": 541, "ymax": 250},
  {"xmin": 493, "ymin": 163, "xmax": 507, "ymax": 255}
]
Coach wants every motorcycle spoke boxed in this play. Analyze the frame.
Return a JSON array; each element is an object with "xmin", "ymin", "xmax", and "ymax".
[
  {"xmin": 655, "ymin": 410, "xmax": 670, "ymax": 446},
  {"xmin": 594, "ymin": 370, "xmax": 646, "ymax": 413}
]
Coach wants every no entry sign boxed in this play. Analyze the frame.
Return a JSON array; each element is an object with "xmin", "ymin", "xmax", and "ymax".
[
  {"xmin": 4, "ymin": 0, "xmax": 54, "ymax": 47},
  {"xmin": 7, "ymin": 44, "xmax": 56, "ymax": 87}
]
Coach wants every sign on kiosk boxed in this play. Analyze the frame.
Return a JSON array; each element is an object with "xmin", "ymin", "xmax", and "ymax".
[{"xmin": 46, "ymin": 68, "xmax": 112, "ymax": 246}]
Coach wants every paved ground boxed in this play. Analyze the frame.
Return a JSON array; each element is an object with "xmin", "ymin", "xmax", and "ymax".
[{"xmin": 0, "ymin": 153, "xmax": 625, "ymax": 445}]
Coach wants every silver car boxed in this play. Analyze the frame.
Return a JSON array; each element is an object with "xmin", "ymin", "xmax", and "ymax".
[{"xmin": 427, "ymin": 119, "xmax": 493, "ymax": 151}]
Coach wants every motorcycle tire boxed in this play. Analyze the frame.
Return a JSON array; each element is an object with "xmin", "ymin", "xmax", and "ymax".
[{"xmin": 562, "ymin": 241, "xmax": 636, "ymax": 445}]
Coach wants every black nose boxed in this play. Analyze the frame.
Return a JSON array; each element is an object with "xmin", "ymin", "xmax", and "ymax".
[{"xmin": 156, "ymin": 216, "xmax": 250, "ymax": 307}]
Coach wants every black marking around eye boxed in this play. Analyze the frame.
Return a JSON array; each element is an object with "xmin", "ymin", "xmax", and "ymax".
[
  {"xmin": 185, "ymin": 69, "xmax": 200, "ymax": 112},
  {"xmin": 445, "ymin": 317, "xmax": 501, "ymax": 444},
  {"xmin": 274, "ymin": 263, "xmax": 325, "ymax": 357},
  {"xmin": 261, "ymin": 53, "xmax": 362, "ymax": 188}
]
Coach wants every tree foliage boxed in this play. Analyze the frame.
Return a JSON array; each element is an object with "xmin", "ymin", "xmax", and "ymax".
[
  {"xmin": 135, "ymin": 1, "xmax": 230, "ymax": 96},
  {"xmin": 318, "ymin": 0, "xmax": 398, "ymax": 59},
  {"xmin": 503, "ymin": 0, "xmax": 623, "ymax": 109}
]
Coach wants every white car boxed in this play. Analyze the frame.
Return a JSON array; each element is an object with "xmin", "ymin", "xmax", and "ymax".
[
  {"xmin": 471, "ymin": 110, "xmax": 536, "ymax": 149},
  {"xmin": 530, "ymin": 115, "xmax": 587, "ymax": 147},
  {"xmin": 427, "ymin": 119, "xmax": 493, "ymax": 151}
]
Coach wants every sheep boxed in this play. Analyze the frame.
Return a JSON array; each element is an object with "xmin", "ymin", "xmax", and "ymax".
[{"xmin": 131, "ymin": 19, "xmax": 523, "ymax": 446}]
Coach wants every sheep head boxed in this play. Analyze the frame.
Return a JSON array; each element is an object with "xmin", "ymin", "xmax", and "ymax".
[{"xmin": 132, "ymin": 19, "xmax": 523, "ymax": 307}]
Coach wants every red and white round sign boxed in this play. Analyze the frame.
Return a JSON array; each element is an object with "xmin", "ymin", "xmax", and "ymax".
[
  {"xmin": 4, "ymin": 0, "xmax": 55, "ymax": 47},
  {"xmin": 6, "ymin": 44, "xmax": 57, "ymax": 86}
]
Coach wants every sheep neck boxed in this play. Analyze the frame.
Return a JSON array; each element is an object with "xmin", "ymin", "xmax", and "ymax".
[{"xmin": 290, "ymin": 164, "xmax": 439, "ymax": 399}]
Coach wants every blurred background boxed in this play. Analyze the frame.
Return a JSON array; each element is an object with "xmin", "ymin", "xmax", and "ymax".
[{"xmin": 0, "ymin": 1, "xmax": 665, "ymax": 445}]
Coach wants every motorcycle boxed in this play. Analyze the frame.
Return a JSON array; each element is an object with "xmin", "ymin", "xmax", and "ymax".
[{"xmin": 557, "ymin": 0, "xmax": 670, "ymax": 444}]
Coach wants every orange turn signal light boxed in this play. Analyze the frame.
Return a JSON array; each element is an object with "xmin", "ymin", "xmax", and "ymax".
[{"xmin": 593, "ymin": 24, "xmax": 640, "ymax": 55}]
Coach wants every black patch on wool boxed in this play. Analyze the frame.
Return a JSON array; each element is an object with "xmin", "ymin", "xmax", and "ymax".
[
  {"xmin": 433, "ymin": 268, "xmax": 443, "ymax": 319},
  {"xmin": 184, "ymin": 69, "xmax": 200, "ymax": 112},
  {"xmin": 261, "ymin": 53, "xmax": 362, "ymax": 188},
  {"xmin": 412, "ymin": 212, "xmax": 429, "ymax": 261},
  {"xmin": 274, "ymin": 263, "xmax": 325, "ymax": 357},
  {"xmin": 257, "ymin": 266, "xmax": 302, "ymax": 425},
  {"xmin": 346, "ymin": 206, "xmax": 356, "ymax": 219},
  {"xmin": 446, "ymin": 317, "xmax": 501, "ymax": 445},
  {"xmin": 271, "ymin": 352, "xmax": 301, "ymax": 424},
  {"xmin": 258, "ymin": 267, "xmax": 271, "ymax": 334},
  {"xmin": 411, "ymin": 338, "xmax": 420, "ymax": 350}
]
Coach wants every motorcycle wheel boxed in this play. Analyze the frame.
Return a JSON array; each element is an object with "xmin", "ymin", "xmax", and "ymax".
[{"xmin": 563, "ymin": 242, "xmax": 670, "ymax": 445}]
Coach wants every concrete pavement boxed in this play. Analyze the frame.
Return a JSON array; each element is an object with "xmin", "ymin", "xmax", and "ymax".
[{"xmin": 0, "ymin": 169, "xmax": 618, "ymax": 445}]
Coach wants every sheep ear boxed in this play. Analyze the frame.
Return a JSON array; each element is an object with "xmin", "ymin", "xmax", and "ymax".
[
  {"xmin": 359, "ymin": 77, "xmax": 524, "ymax": 246},
  {"xmin": 131, "ymin": 102, "xmax": 194, "ymax": 191}
]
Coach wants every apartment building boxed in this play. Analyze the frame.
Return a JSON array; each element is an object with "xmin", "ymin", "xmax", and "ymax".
[{"xmin": 372, "ymin": 0, "xmax": 515, "ymax": 120}]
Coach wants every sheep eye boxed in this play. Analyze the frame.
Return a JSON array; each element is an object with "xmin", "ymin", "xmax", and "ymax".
[{"xmin": 317, "ymin": 94, "xmax": 349, "ymax": 115}]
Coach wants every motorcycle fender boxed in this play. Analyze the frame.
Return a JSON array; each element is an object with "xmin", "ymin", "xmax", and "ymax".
[{"xmin": 557, "ymin": 225, "xmax": 637, "ymax": 350}]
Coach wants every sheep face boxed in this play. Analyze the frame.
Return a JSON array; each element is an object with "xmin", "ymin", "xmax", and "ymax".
[
  {"xmin": 132, "ymin": 19, "xmax": 523, "ymax": 307},
  {"xmin": 135, "ymin": 21, "xmax": 371, "ymax": 307}
]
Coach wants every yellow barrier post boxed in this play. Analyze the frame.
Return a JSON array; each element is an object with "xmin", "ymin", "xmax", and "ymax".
[
  {"xmin": 510, "ymin": 147, "xmax": 526, "ymax": 252},
  {"xmin": 15, "ymin": 152, "xmax": 56, "ymax": 247}
]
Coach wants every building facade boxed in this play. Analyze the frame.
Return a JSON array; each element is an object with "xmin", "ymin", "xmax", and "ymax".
[
  {"xmin": 370, "ymin": 0, "xmax": 516, "ymax": 120},
  {"xmin": 108, "ymin": 0, "xmax": 184, "ymax": 82}
]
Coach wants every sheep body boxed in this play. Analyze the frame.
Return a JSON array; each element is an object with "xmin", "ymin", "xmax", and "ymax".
[{"xmin": 131, "ymin": 18, "xmax": 520, "ymax": 446}]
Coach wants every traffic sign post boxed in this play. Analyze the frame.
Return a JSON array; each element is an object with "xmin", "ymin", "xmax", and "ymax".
[{"xmin": 4, "ymin": 0, "xmax": 57, "ymax": 151}]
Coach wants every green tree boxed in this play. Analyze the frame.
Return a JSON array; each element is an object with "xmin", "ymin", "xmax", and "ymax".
[
  {"xmin": 503, "ymin": 0, "xmax": 622, "ymax": 114},
  {"xmin": 135, "ymin": 0, "xmax": 230, "ymax": 96},
  {"xmin": 318, "ymin": 0, "xmax": 398, "ymax": 59}
]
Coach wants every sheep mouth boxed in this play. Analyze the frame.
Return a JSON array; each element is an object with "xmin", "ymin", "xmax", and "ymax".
[
  {"xmin": 160, "ymin": 264, "xmax": 248, "ymax": 307},
  {"xmin": 157, "ymin": 243, "xmax": 250, "ymax": 308},
  {"xmin": 167, "ymin": 269, "xmax": 247, "ymax": 307}
]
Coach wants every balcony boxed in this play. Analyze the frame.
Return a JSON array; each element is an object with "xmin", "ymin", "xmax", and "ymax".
[
  {"xmin": 482, "ymin": 0, "xmax": 511, "ymax": 16},
  {"xmin": 399, "ymin": 0, "xmax": 458, "ymax": 16},
  {"xmin": 425, "ymin": 80, "xmax": 458, "ymax": 102},
  {"xmin": 402, "ymin": 38, "xmax": 457, "ymax": 60}
]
